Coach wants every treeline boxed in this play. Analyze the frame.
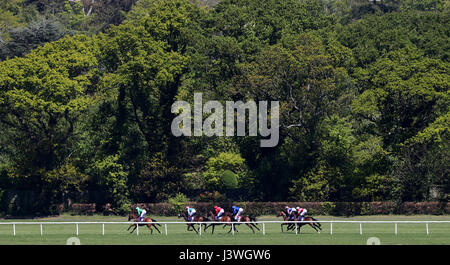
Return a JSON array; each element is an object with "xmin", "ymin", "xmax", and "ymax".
[
  {"xmin": 64, "ymin": 201, "xmax": 450, "ymax": 217},
  {"xmin": 0, "ymin": 0, "xmax": 448, "ymax": 216}
]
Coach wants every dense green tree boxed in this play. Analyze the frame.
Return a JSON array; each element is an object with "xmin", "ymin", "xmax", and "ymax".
[
  {"xmin": 352, "ymin": 46, "xmax": 449, "ymax": 150},
  {"xmin": 0, "ymin": 34, "xmax": 100, "ymax": 212},
  {"xmin": 0, "ymin": 18, "xmax": 65, "ymax": 60}
]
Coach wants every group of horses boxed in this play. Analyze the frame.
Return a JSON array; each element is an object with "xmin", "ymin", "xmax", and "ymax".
[
  {"xmin": 127, "ymin": 209, "xmax": 322, "ymax": 235},
  {"xmin": 177, "ymin": 211, "xmax": 260, "ymax": 234},
  {"xmin": 276, "ymin": 210, "xmax": 322, "ymax": 233}
]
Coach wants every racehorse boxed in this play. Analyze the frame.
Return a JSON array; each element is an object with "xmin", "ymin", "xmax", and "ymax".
[
  {"xmin": 277, "ymin": 211, "xmax": 296, "ymax": 232},
  {"xmin": 206, "ymin": 211, "xmax": 234, "ymax": 234},
  {"xmin": 232, "ymin": 215, "xmax": 260, "ymax": 234},
  {"xmin": 178, "ymin": 212, "xmax": 210, "ymax": 234},
  {"xmin": 276, "ymin": 211, "xmax": 321, "ymax": 233},
  {"xmin": 127, "ymin": 212, "xmax": 161, "ymax": 234},
  {"xmin": 294, "ymin": 213, "xmax": 322, "ymax": 233}
]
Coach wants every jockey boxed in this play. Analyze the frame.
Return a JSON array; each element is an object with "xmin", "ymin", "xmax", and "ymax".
[
  {"xmin": 185, "ymin": 206, "xmax": 196, "ymax": 221},
  {"xmin": 285, "ymin": 206, "xmax": 297, "ymax": 220},
  {"xmin": 296, "ymin": 207, "xmax": 307, "ymax": 221},
  {"xmin": 136, "ymin": 206, "xmax": 147, "ymax": 222},
  {"xmin": 214, "ymin": 205, "xmax": 224, "ymax": 221},
  {"xmin": 231, "ymin": 206, "xmax": 244, "ymax": 222}
]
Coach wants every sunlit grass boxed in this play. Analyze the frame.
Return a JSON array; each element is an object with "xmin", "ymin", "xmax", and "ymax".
[{"xmin": 1, "ymin": 215, "xmax": 449, "ymax": 245}]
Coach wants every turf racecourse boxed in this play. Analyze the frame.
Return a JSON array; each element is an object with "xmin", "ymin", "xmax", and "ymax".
[{"xmin": 0, "ymin": 215, "xmax": 449, "ymax": 245}]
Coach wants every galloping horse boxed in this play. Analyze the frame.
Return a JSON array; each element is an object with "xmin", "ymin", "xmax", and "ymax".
[
  {"xmin": 127, "ymin": 212, "xmax": 161, "ymax": 234},
  {"xmin": 294, "ymin": 213, "xmax": 322, "ymax": 234},
  {"xmin": 277, "ymin": 211, "xmax": 296, "ymax": 232},
  {"xmin": 233, "ymin": 215, "xmax": 260, "ymax": 234},
  {"xmin": 206, "ymin": 211, "xmax": 233, "ymax": 234},
  {"xmin": 178, "ymin": 212, "xmax": 210, "ymax": 234}
]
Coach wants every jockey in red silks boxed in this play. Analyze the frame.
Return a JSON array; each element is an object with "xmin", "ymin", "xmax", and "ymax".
[
  {"xmin": 296, "ymin": 207, "xmax": 307, "ymax": 221},
  {"xmin": 214, "ymin": 205, "xmax": 224, "ymax": 221}
]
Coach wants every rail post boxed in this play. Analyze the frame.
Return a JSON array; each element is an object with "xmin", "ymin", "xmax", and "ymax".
[
  {"xmin": 13, "ymin": 224, "xmax": 16, "ymax": 236},
  {"xmin": 426, "ymin": 222, "xmax": 429, "ymax": 235},
  {"xmin": 102, "ymin": 224, "xmax": 105, "ymax": 236},
  {"xmin": 40, "ymin": 224, "xmax": 43, "ymax": 236},
  {"xmin": 395, "ymin": 222, "xmax": 397, "ymax": 235},
  {"xmin": 262, "ymin": 223, "xmax": 265, "ymax": 235},
  {"xmin": 232, "ymin": 223, "xmax": 235, "ymax": 235},
  {"xmin": 136, "ymin": 223, "xmax": 139, "ymax": 236},
  {"xmin": 165, "ymin": 224, "xmax": 168, "ymax": 236},
  {"xmin": 360, "ymin": 222, "xmax": 362, "ymax": 235},
  {"xmin": 199, "ymin": 223, "xmax": 202, "ymax": 236},
  {"xmin": 330, "ymin": 221, "xmax": 333, "ymax": 235},
  {"xmin": 76, "ymin": 223, "xmax": 79, "ymax": 236}
]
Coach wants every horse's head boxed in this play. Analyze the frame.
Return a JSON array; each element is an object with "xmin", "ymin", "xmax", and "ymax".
[
  {"xmin": 128, "ymin": 212, "xmax": 136, "ymax": 221},
  {"xmin": 277, "ymin": 211, "xmax": 286, "ymax": 217}
]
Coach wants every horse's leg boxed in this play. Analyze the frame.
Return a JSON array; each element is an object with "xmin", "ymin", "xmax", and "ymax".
[
  {"xmin": 127, "ymin": 224, "xmax": 134, "ymax": 231},
  {"xmin": 192, "ymin": 224, "xmax": 198, "ymax": 234},
  {"xmin": 287, "ymin": 223, "xmax": 294, "ymax": 231},
  {"xmin": 317, "ymin": 223, "xmax": 322, "ymax": 231},
  {"xmin": 129, "ymin": 224, "xmax": 137, "ymax": 234},
  {"xmin": 309, "ymin": 222, "xmax": 319, "ymax": 233},
  {"xmin": 153, "ymin": 223, "xmax": 161, "ymax": 234},
  {"xmin": 251, "ymin": 223, "xmax": 260, "ymax": 231},
  {"xmin": 228, "ymin": 224, "xmax": 238, "ymax": 234},
  {"xmin": 315, "ymin": 220, "xmax": 322, "ymax": 230},
  {"xmin": 247, "ymin": 223, "xmax": 255, "ymax": 233},
  {"xmin": 145, "ymin": 224, "xmax": 153, "ymax": 234}
]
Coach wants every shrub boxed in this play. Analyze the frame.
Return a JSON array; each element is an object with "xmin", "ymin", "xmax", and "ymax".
[
  {"xmin": 321, "ymin": 202, "xmax": 336, "ymax": 215},
  {"xmin": 197, "ymin": 191, "xmax": 227, "ymax": 202},
  {"xmin": 27, "ymin": 201, "xmax": 450, "ymax": 216},
  {"xmin": 71, "ymin": 203, "xmax": 96, "ymax": 215},
  {"xmin": 221, "ymin": 170, "xmax": 238, "ymax": 189},
  {"xmin": 168, "ymin": 193, "xmax": 189, "ymax": 213}
]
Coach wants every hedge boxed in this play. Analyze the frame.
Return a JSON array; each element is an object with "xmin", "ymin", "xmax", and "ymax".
[{"xmin": 56, "ymin": 201, "xmax": 450, "ymax": 216}]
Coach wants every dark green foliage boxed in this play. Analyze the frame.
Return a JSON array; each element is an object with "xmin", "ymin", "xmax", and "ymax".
[
  {"xmin": 0, "ymin": 19, "xmax": 65, "ymax": 60},
  {"xmin": 221, "ymin": 170, "xmax": 238, "ymax": 189}
]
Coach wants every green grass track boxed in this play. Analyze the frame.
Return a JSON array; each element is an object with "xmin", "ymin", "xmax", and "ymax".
[{"xmin": 1, "ymin": 215, "xmax": 449, "ymax": 245}]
